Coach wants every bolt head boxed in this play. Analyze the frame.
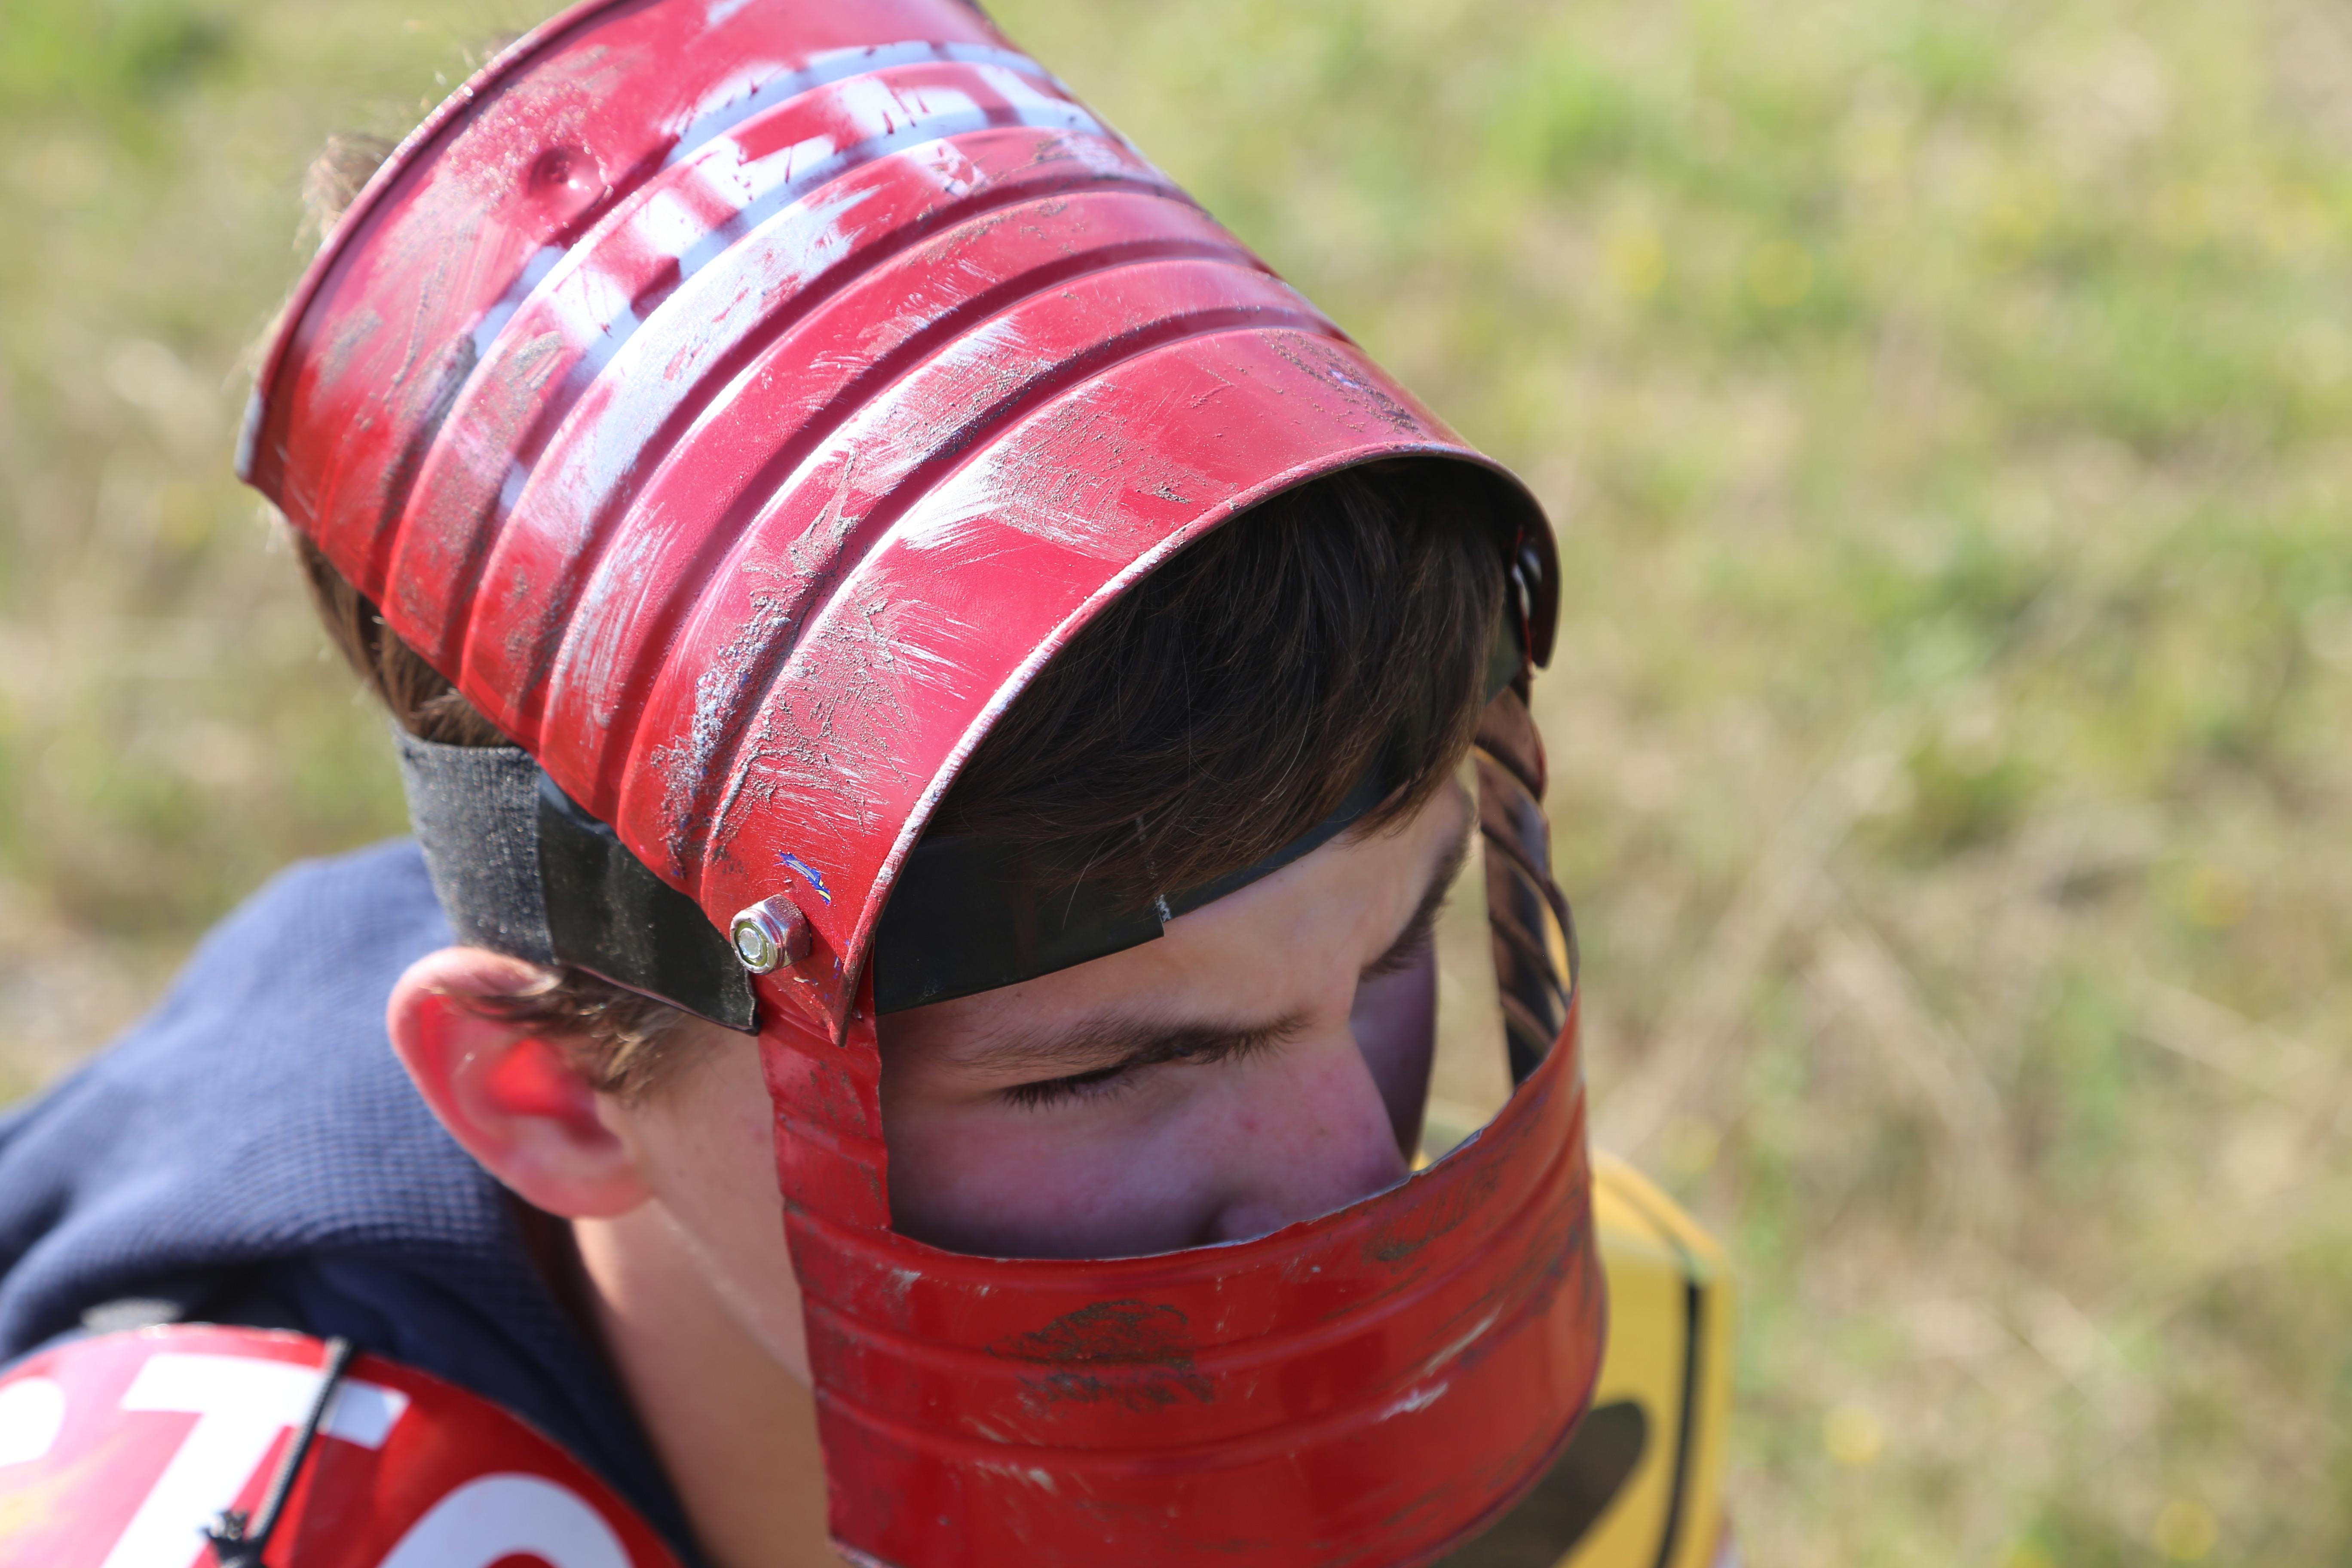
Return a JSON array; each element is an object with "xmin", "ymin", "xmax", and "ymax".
[{"xmin": 729, "ymin": 895, "xmax": 809, "ymax": 974}]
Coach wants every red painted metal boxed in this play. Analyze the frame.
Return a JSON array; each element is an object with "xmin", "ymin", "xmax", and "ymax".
[
  {"xmin": 0, "ymin": 1325, "xmax": 682, "ymax": 1567},
  {"xmin": 242, "ymin": 1, "xmax": 1598, "ymax": 1562}
]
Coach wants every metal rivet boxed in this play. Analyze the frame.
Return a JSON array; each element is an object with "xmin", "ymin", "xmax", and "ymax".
[{"xmin": 730, "ymin": 895, "xmax": 810, "ymax": 974}]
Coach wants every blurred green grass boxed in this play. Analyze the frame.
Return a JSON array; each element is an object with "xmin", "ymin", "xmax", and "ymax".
[{"xmin": 4, "ymin": 0, "xmax": 2349, "ymax": 1561}]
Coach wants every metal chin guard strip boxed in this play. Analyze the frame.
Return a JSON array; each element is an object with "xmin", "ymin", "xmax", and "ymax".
[{"xmin": 243, "ymin": 0, "xmax": 1599, "ymax": 1562}]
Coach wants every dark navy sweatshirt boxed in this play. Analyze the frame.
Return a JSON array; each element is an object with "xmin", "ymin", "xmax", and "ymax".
[{"xmin": 0, "ymin": 840, "xmax": 704, "ymax": 1563}]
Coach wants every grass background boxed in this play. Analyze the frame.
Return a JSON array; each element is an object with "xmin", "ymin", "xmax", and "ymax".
[{"xmin": 3, "ymin": 0, "xmax": 2349, "ymax": 1561}]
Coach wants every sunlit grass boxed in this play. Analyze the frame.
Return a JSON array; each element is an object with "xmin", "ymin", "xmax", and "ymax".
[{"xmin": 4, "ymin": 0, "xmax": 2348, "ymax": 1560}]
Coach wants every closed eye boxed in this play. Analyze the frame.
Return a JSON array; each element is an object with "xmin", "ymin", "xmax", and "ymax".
[
  {"xmin": 999, "ymin": 1018, "xmax": 1300, "ymax": 1111},
  {"xmin": 1001, "ymin": 1061, "xmax": 1139, "ymax": 1110}
]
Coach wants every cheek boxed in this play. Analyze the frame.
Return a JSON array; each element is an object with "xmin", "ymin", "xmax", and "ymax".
[
  {"xmin": 643, "ymin": 1092, "xmax": 780, "ymax": 1250},
  {"xmin": 631, "ymin": 1051, "xmax": 809, "ymax": 1370},
  {"xmin": 883, "ymin": 1096, "xmax": 1222, "ymax": 1260},
  {"xmin": 1349, "ymin": 947, "xmax": 1438, "ymax": 1153},
  {"xmin": 880, "ymin": 1029, "xmax": 1399, "ymax": 1260}
]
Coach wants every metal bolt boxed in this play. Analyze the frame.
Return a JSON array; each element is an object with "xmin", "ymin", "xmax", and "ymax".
[{"xmin": 730, "ymin": 895, "xmax": 810, "ymax": 974}]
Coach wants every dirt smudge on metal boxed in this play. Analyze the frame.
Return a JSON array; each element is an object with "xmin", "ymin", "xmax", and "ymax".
[{"xmin": 989, "ymin": 1299, "xmax": 1215, "ymax": 1414}]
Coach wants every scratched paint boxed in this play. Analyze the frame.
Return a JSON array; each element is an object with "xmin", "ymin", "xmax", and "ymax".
[
  {"xmin": 779, "ymin": 851, "xmax": 832, "ymax": 901},
  {"xmin": 682, "ymin": 260, "xmax": 1326, "ymax": 877},
  {"xmin": 441, "ymin": 79, "xmax": 1121, "ymax": 687},
  {"xmin": 541, "ymin": 165, "xmax": 1192, "ymax": 817},
  {"xmin": 988, "ymin": 1300, "xmax": 1215, "ymax": 1414},
  {"xmin": 442, "ymin": 109, "xmax": 1141, "ymax": 733},
  {"xmin": 665, "ymin": 41, "xmax": 1049, "ymax": 159}
]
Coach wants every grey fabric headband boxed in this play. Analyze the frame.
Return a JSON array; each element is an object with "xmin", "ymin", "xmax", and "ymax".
[
  {"xmin": 394, "ymin": 729, "xmax": 755, "ymax": 1030},
  {"xmin": 394, "ymin": 732, "xmax": 552, "ymax": 965}
]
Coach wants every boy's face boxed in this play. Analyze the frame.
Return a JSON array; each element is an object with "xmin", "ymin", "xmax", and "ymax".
[
  {"xmin": 879, "ymin": 778, "xmax": 1470, "ymax": 1259},
  {"xmin": 612, "ymin": 780, "xmax": 1473, "ymax": 1368}
]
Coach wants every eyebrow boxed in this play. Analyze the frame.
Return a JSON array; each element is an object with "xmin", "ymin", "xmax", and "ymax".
[
  {"xmin": 959, "ymin": 810, "xmax": 1477, "ymax": 1084},
  {"xmin": 1360, "ymin": 820, "xmax": 1473, "ymax": 983}
]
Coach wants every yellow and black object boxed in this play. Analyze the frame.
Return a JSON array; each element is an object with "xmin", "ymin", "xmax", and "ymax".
[{"xmin": 1432, "ymin": 1153, "xmax": 1736, "ymax": 1568}]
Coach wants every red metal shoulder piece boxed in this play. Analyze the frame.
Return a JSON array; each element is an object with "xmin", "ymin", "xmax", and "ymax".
[{"xmin": 0, "ymin": 1325, "xmax": 683, "ymax": 1568}]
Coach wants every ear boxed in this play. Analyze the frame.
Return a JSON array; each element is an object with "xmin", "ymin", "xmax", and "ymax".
[{"xmin": 387, "ymin": 946, "xmax": 653, "ymax": 1219}]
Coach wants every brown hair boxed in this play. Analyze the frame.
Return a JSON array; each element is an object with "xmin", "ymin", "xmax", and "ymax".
[{"xmin": 291, "ymin": 146, "xmax": 1504, "ymax": 1097}]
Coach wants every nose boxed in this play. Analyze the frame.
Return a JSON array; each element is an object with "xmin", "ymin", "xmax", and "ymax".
[{"xmin": 1202, "ymin": 1023, "xmax": 1413, "ymax": 1244}]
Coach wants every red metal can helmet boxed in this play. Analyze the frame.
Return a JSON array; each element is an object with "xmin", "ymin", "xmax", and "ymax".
[{"xmin": 240, "ymin": 2, "xmax": 1600, "ymax": 1563}]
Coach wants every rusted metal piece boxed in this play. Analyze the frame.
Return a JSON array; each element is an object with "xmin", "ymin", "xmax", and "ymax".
[{"xmin": 242, "ymin": 2, "xmax": 1598, "ymax": 1562}]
